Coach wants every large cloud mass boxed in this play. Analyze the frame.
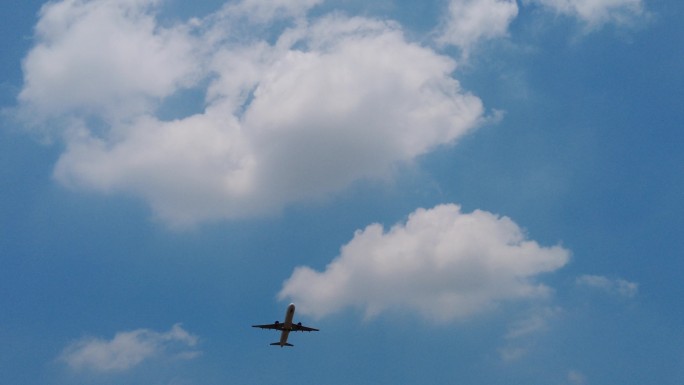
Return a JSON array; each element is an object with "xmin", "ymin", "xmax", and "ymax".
[
  {"xmin": 279, "ymin": 204, "xmax": 570, "ymax": 322},
  {"xmin": 19, "ymin": 0, "xmax": 484, "ymax": 226},
  {"xmin": 17, "ymin": 0, "xmax": 647, "ymax": 226}
]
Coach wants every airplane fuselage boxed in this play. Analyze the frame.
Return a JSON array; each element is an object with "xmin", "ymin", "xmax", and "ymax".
[{"xmin": 276, "ymin": 303, "xmax": 296, "ymax": 347}]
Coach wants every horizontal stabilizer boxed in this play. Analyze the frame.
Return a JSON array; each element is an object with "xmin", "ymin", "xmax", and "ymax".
[{"xmin": 270, "ymin": 342, "xmax": 294, "ymax": 347}]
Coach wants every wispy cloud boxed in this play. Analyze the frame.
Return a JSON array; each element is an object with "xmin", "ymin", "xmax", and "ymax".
[
  {"xmin": 499, "ymin": 306, "xmax": 562, "ymax": 361},
  {"xmin": 219, "ymin": 0, "xmax": 323, "ymax": 23},
  {"xmin": 280, "ymin": 204, "xmax": 570, "ymax": 322},
  {"xmin": 59, "ymin": 324, "xmax": 200, "ymax": 373},
  {"xmin": 524, "ymin": 0, "xmax": 647, "ymax": 29},
  {"xmin": 566, "ymin": 369, "xmax": 587, "ymax": 385},
  {"xmin": 505, "ymin": 307, "xmax": 561, "ymax": 339},
  {"xmin": 576, "ymin": 274, "xmax": 639, "ymax": 298}
]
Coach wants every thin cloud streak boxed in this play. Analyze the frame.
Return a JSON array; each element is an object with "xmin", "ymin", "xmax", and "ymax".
[
  {"xmin": 59, "ymin": 324, "xmax": 200, "ymax": 373},
  {"xmin": 524, "ymin": 0, "xmax": 647, "ymax": 28},
  {"xmin": 576, "ymin": 274, "xmax": 639, "ymax": 298}
]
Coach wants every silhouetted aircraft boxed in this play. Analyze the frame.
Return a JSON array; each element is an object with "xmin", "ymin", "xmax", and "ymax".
[{"xmin": 252, "ymin": 303, "xmax": 319, "ymax": 347}]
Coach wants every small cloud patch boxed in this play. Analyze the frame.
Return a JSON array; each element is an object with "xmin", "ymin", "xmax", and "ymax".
[
  {"xmin": 59, "ymin": 324, "xmax": 200, "ymax": 373},
  {"xmin": 576, "ymin": 274, "xmax": 638, "ymax": 298}
]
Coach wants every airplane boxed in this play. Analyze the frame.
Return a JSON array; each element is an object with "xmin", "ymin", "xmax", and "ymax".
[{"xmin": 252, "ymin": 303, "xmax": 319, "ymax": 347}]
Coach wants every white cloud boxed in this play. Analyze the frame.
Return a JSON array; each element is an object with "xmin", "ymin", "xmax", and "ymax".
[
  {"xmin": 525, "ymin": 0, "xmax": 646, "ymax": 28},
  {"xmin": 435, "ymin": 0, "xmax": 646, "ymax": 52},
  {"xmin": 59, "ymin": 324, "xmax": 199, "ymax": 373},
  {"xmin": 240, "ymin": 16, "xmax": 483, "ymax": 210},
  {"xmin": 435, "ymin": 0, "xmax": 644, "ymax": 51},
  {"xmin": 279, "ymin": 204, "xmax": 570, "ymax": 322},
  {"xmin": 576, "ymin": 274, "xmax": 639, "ymax": 298},
  {"xmin": 437, "ymin": 0, "xmax": 519, "ymax": 51},
  {"xmin": 19, "ymin": 0, "xmax": 199, "ymax": 122},
  {"xmin": 53, "ymin": 110, "xmax": 260, "ymax": 224},
  {"xmin": 18, "ymin": 0, "xmax": 485, "ymax": 227}
]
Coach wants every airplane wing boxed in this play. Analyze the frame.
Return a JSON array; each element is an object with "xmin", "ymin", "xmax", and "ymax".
[
  {"xmin": 251, "ymin": 322, "xmax": 319, "ymax": 332},
  {"xmin": 252, "ymin": 323, "xmax": 284, "ymax": 330},
  {"xmin": 291, "ymin": 323, "xmax": 319, "ymax": 332}
]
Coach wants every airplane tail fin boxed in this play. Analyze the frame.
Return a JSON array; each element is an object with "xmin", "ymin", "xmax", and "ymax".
[{"xmin": 270, "ymin": 342, "xmax": 294, "ymax": 347}]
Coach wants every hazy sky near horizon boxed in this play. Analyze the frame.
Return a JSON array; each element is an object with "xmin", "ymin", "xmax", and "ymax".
[{"xmin": 2, "ymin": 0, "xmax": 683, "ymax": 384}]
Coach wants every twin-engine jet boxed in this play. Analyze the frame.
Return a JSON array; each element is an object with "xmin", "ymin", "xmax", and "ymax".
[{"xmin": 252, "ymin": 303, "xmax": 319, "ymax": 347}]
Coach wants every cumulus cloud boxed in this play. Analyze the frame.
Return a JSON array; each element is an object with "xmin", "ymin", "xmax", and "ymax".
[
  {"xmin": 17, "ymin": 0, "xmax": 485, "ymax": 226},
  {"xmin": 437, "ymin": 0, "xmax": 519, "ymax": 51},
  {"xmin": 15, "ymin": 0, "xmax": 647, "ymax": 227},
  {"xmin": 19, "ymin": 0, "xmax": 200, "ymax": 123},
  {"xmin": 576, "ymin": 274, "xmax": 638, "ymax": 298},
  {"xmin": 59, "ymin": 324, "xmax": 199, "ymax": 373},
  {"xmin": 279, "ymin": 204, "xmax": 570, "ymax": 322},
  {"xmin": 525, "ymin": 0, "xmax": 646, "ymax": 28}
]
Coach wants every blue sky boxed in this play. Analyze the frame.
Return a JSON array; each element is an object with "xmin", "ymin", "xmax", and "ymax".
[{"xmin": 1, "ymin": 0, "xmax": 683, "ymax": 384}]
